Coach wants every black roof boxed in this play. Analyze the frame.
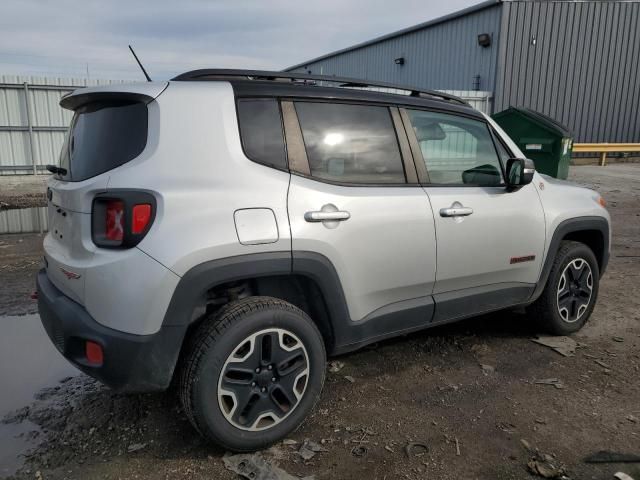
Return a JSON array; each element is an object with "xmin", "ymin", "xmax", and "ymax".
[
  {"xmin": 171, "ymin": 69, "xmax": 473, "ymax": 110},
  {"xmin": 228, "ymin": 80, "xmax": 482, "ymax": 119}
]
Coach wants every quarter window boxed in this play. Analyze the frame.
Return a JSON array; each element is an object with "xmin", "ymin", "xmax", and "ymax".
[
  {"xmin": 294, "ymin": 102, "xmax": 405, "ymax": 184},
  {"xmin": 237, "ymin": 99, "xmax": 287, "ymax": 170},
  {"xmin": 406, "ymin": 109, "xmax": 504, "ymax": 186}
]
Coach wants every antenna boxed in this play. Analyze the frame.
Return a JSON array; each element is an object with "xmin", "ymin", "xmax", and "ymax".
[{"xmin": 128, "ymin": 45, "xmax": 152, "ymax": 82}]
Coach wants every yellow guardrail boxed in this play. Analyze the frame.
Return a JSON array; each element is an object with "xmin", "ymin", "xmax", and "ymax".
[{"xmin": 572, "ymin": 143, "xmax": 640, "ymax": 166}]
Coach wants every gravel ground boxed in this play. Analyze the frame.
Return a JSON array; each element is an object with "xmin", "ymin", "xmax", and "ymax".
[
  {"xmin": 1, "ymin": 165, "xmax": 639, "ymax": 480},
  {"xmin": 0, "ymin": 175, "xmax": 48, "ymax": 211}
]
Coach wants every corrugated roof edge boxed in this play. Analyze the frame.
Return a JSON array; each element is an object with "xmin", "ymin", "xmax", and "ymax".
[{"xmin": 283, "ymin": 0, "xmax": 502, "ymax": 72}]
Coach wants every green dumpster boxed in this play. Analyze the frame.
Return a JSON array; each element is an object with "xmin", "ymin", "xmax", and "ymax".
[{"xmin": 492, "ymin": 107, "xmax": 573, "ymax": 179}]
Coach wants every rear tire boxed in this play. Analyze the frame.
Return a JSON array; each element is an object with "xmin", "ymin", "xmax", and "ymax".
[
  {"xmin": 179, "ymin": 296, "xmax": 326, "ymax": 451},
  {"xmin": 528, "ymin": 241, "xmax": 599, "ymax": 335}
]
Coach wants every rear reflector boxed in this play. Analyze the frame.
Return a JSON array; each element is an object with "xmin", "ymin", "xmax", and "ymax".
[
  {"xmin": 85, "ymin": 341, "xmax": 104, "ymax": 366},
  {"xmin": 132, "ymin": 204, "xmax": 152, "ymax": 234},
  {"xmin": 105, "ymin": 200, "xmax": 125, "ymax": 242}
]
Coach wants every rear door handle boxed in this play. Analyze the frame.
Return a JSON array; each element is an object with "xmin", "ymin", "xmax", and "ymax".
[
  {"xmin": 304, "ymin": 211, "xmax": 351, "ymax": 222},
  {"xmin": 440, "ymin": 207, "xmax": 473, "ymax": 217}
]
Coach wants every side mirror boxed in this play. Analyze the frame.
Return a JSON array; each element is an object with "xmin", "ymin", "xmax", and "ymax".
[{"xmin": 505, "ymin": 158, "xmax": 535, "ymax": 189}]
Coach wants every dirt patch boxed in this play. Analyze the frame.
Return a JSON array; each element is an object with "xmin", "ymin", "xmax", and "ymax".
[{"xmin": 2, "ymin": 165, "xmax": 640, "ymax": 480}]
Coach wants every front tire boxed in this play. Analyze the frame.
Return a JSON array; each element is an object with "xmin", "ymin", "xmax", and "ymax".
[
  {"xmin": 528, "ymin": 240, "xmax": 600, "ymax": 335},
  {"xmin": 179, "ymin": 297, "xmax": 326, "ymax": 451}
]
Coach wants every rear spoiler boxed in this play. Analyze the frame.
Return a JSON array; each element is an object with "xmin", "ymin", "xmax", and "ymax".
[{"xmin": 60, "ymin": 82, "xmax": 168, "ymax": 110}]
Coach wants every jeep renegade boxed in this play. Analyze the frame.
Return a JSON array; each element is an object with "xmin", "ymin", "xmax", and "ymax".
[{"xmin": 37, "ymin": 70, "xmax": 610, "ymax": 451}]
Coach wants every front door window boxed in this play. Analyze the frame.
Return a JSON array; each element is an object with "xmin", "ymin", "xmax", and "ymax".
[{"xmin": 405, "ymin": 109, "xmax": 504, "ymax": 186}]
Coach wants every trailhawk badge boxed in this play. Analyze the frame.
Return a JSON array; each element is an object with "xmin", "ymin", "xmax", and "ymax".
[
  {"xmin": 60, "ymin": 268, "xmax": 82, "ymax": 280},
  {"xmin": 510, "ymin": 255, "xmax": 536, "ymax": 264}
]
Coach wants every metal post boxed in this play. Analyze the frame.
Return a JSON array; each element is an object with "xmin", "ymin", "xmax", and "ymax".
[
  {"xmin": 600, "ymin": 151, "xmax": 607, "ymax": 167},
  {"xmin": 23, "ymin": 82, "xmax": 38, "ymax": 175}
]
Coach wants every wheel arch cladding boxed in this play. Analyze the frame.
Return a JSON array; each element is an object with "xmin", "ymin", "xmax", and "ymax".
[
  {"xmin": 562, "ymin": 229, "xmax": 606, "ymax": 273},
  {"xmin": 162, "ymin": 252, "xmax": 343, "ymax": 353},
  {"xmin": 531, "ymin": 216, "xmax": 609, "ymax": 302},
  {"xmin": 162, "ymin": 252, "xmax": 291, "ymax": 329}
]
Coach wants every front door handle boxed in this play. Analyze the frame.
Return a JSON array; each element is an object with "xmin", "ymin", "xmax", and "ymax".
[
  {"xmin": 440, "ymin": 206, "xmax": 473, "ymax": 217},
  {"xmin": 304, "ymin": 210, "xmax": 351, "ymax": 222}
]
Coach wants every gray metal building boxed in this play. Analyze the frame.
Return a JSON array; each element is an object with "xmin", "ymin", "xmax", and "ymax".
[{"xmin": 286, "ymin": 0, "xmax": 640, "ymax": 143}]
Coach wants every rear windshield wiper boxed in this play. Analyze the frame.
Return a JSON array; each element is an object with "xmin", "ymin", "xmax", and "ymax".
[{"xmin": 46, "ymin": 165, "xmax": 68, "ymax": 176}]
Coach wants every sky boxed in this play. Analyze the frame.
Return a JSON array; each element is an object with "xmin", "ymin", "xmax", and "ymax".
[{"xmin": 1, "ymin": 0, "xmax": 480, "ymax": 81}]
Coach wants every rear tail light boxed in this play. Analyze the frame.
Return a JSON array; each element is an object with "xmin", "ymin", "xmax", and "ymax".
[{"xmin": 92, "ymin": 192, "xmax": 156, "ymax": 248}]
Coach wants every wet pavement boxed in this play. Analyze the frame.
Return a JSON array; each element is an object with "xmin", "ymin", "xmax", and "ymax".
[{"xmin": 0, "ymin": 314, "xmax": 79, "ymax": 477}]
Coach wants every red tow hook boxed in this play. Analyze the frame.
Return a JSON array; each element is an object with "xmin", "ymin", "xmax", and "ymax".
[{"xmin": 30, "ymin": 291, "xmax": 39, "ymax": 300}]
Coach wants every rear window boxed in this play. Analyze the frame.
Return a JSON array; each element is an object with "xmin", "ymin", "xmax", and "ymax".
[
  {"xmin": 237, "ymin": 99, "xmax": 287, "ymax": 170},
  {"xmin": 58, "ymin": 101, "xmax": 148, "ymax": 181}
]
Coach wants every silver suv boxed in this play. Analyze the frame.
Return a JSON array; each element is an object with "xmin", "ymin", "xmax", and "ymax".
[{"xmin": 37, "ymin": 70, "xmax": 610, "ymax": 451}]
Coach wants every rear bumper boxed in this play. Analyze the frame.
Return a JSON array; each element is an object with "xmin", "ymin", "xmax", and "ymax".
[{"xmin": 37, "ymin": 269, "xmax": 187, "ymax": 393}]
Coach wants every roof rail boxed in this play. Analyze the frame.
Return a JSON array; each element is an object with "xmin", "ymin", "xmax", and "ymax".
[{"xmin": 171, "ymin": 69, "xmax": 468, "ymax": 106}]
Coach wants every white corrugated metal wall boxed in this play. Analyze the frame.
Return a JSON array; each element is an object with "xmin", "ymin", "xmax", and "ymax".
[
  {"xmin": 0, "ymin": 207, "xmax": 47, "ymax": 234},
  {"xmin": 0, "ymin": 76, "xmax": 125, "ymax": 175},
  {"xmin": 439, "ymin": 90, "xmax": 492, "ymax": 114}
]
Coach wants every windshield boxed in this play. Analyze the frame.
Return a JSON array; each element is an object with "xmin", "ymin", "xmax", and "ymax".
[{"xmin": 58, "ymin": 100, "xmax": 148, "ymax": 181}]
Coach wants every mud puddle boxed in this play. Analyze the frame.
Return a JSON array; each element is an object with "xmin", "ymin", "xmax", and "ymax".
[{"xmin": 0, "ymin": 314, "xmax": 79, "ymax": 477}]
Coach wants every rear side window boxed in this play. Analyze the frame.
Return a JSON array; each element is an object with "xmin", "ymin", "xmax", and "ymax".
[
  {"xmin": 58, "ymin": 101, "xmax": 147, "ymax": 182},
  {"xmin": 294, "ymin": 102, "xmax": 405, "ymax": 184},
  {"xmin": 237, "ymin": 99, "xmax": 287, "ymax": 170}
]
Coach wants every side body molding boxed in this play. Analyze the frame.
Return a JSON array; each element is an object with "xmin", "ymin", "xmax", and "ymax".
[{"xmin": 292, "ymin": 252, "xmax": 434, "ymax": 354}]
